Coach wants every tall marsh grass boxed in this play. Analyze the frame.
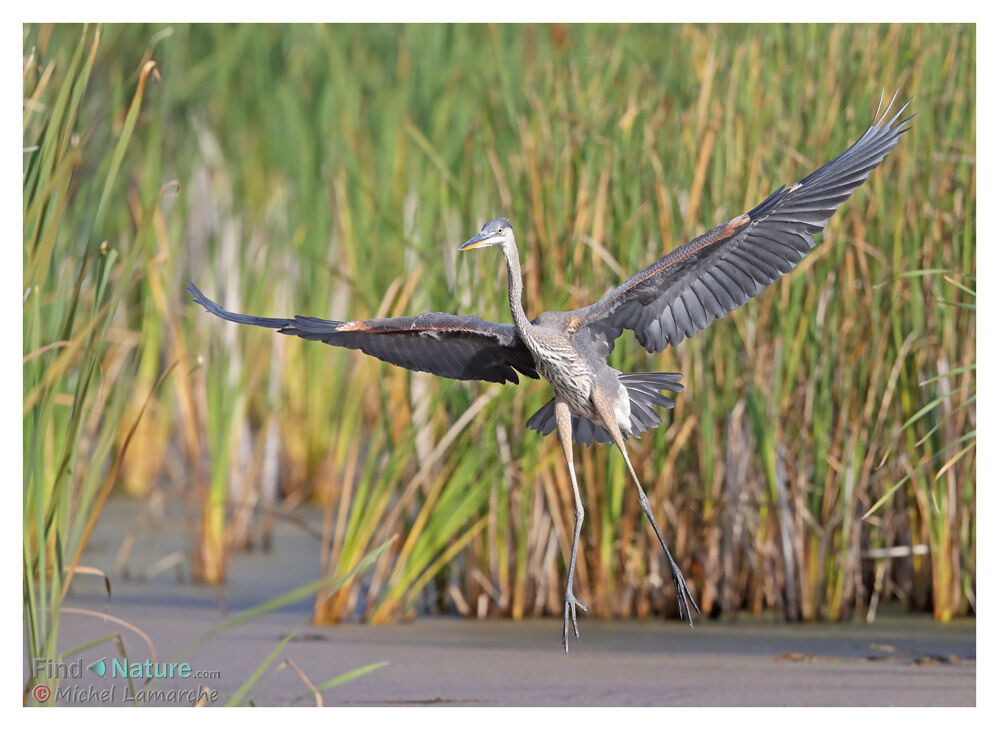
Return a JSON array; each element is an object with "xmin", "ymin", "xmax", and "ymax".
[
  {"xmin": 23, "ymin": 24, "xmax": 974, "ymax": 630},
  {"xmin": 23, "ymin": 24, "xmax": 172, "ymax": 699}
]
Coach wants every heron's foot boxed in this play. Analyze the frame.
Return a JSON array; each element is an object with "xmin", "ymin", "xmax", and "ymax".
[
  {"xmin": 668, "ymin": 558, "xmax": 701, "ymax": 628},
  {"xmin": 561, "ymin": 592, "xmax": 590, "ymax": 654}
]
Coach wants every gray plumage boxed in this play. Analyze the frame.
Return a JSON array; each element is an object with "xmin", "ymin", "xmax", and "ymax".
[
  {"xmin": 189, "ymin": 93, "xmax": 912, "ymax": 653},
  {"xmin": 526, "ymin": 371, "xmax": 683, "ymax": 446}
]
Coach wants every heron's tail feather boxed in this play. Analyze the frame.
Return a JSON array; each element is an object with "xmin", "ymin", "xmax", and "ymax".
[{"xmin": 526, "ymin": 372, "xmax": 683, "ymax": 447}]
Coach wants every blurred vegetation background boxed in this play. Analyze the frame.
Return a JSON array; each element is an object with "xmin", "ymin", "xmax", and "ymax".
[{"xmin": 24, "ymin": 23, "xmax": 974, "ymax": 648}]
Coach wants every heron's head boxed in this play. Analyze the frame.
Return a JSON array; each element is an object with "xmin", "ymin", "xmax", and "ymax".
[{"xmin": 459, "ymin": 218, "xmax": 514, "ymax": 252}]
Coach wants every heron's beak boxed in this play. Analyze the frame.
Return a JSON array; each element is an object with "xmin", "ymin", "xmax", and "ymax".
[{"xmin": 458, "ymin": 232, "xmax": 491, "ymax": 251}]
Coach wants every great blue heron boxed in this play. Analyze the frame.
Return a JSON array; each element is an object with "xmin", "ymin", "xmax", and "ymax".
[{"xmin": 189, "ymin": 93, "xmax": 911, "ymax": 653}]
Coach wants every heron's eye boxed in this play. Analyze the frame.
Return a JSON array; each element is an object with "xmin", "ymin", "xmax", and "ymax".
[{"xmin": 497, "ymin": 227, "xmax": 504, "ymax": 234}]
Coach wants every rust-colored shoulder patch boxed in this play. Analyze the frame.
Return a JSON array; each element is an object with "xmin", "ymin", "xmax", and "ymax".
[
  {"xmin": 338, "ymin": 320, "xmax": 372, "ymax": 332},
  {"xmin": 725, "ymin": 213, "xmax": 751, "ymax": 234},
  {"xmin": 690, "ymin": 213, "xmax": 751, "ymax": 250}
]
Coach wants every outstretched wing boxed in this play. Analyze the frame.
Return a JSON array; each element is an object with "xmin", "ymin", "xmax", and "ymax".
[
  {"xmin": 577, "ymin": 92, "xmax": 913, "ymax": 353},
  {"xmin": 187, "ymin": 282, "xmax": 538, "ymax": 384}
]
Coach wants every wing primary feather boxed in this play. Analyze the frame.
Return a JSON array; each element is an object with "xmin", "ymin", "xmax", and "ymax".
[
  {"xmin": 575, "ymin": 94, "xmax": 910, "ymax": 353},
  {"xmin": 188, "ymin": 281, "xmax": 538, "ymax": 384}
]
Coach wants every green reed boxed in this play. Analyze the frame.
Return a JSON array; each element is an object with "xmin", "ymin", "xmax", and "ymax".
[{"xmin": 23, "ymin": 24, "xmax": 170, "ymax": 701}]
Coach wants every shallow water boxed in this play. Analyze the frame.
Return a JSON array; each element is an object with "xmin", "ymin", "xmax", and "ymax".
[{"xmin": 38, "ymin": 498, "xmax": 974, "ymax": 706}]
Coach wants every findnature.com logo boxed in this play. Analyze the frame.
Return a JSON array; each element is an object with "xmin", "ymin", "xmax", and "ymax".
[
  {"xmin": 34, "ymin": 657, "xmax": 219, "ymax": 680},
  {"xmin": 31, "ymin": 658, "xmax": 222, "ymax": 705}
]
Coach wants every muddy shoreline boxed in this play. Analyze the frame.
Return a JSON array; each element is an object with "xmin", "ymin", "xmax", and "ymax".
[{"xmin": 38, "ymin": 499, "xmax": 975, "ymax": 706}]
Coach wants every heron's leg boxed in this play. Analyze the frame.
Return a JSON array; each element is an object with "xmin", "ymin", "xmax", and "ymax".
[
  {"xmin": 554, "ymin": 398, "xmax": 589, "ymax": 654},
  {"xmin": 595, "ymin": 401, "xmax": 701, "ymax": 626}
]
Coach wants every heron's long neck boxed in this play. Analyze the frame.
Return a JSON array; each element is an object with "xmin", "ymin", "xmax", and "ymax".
[{"xmin": 502, "ymin": 241, "xmax": 533, "ymax": 336}]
